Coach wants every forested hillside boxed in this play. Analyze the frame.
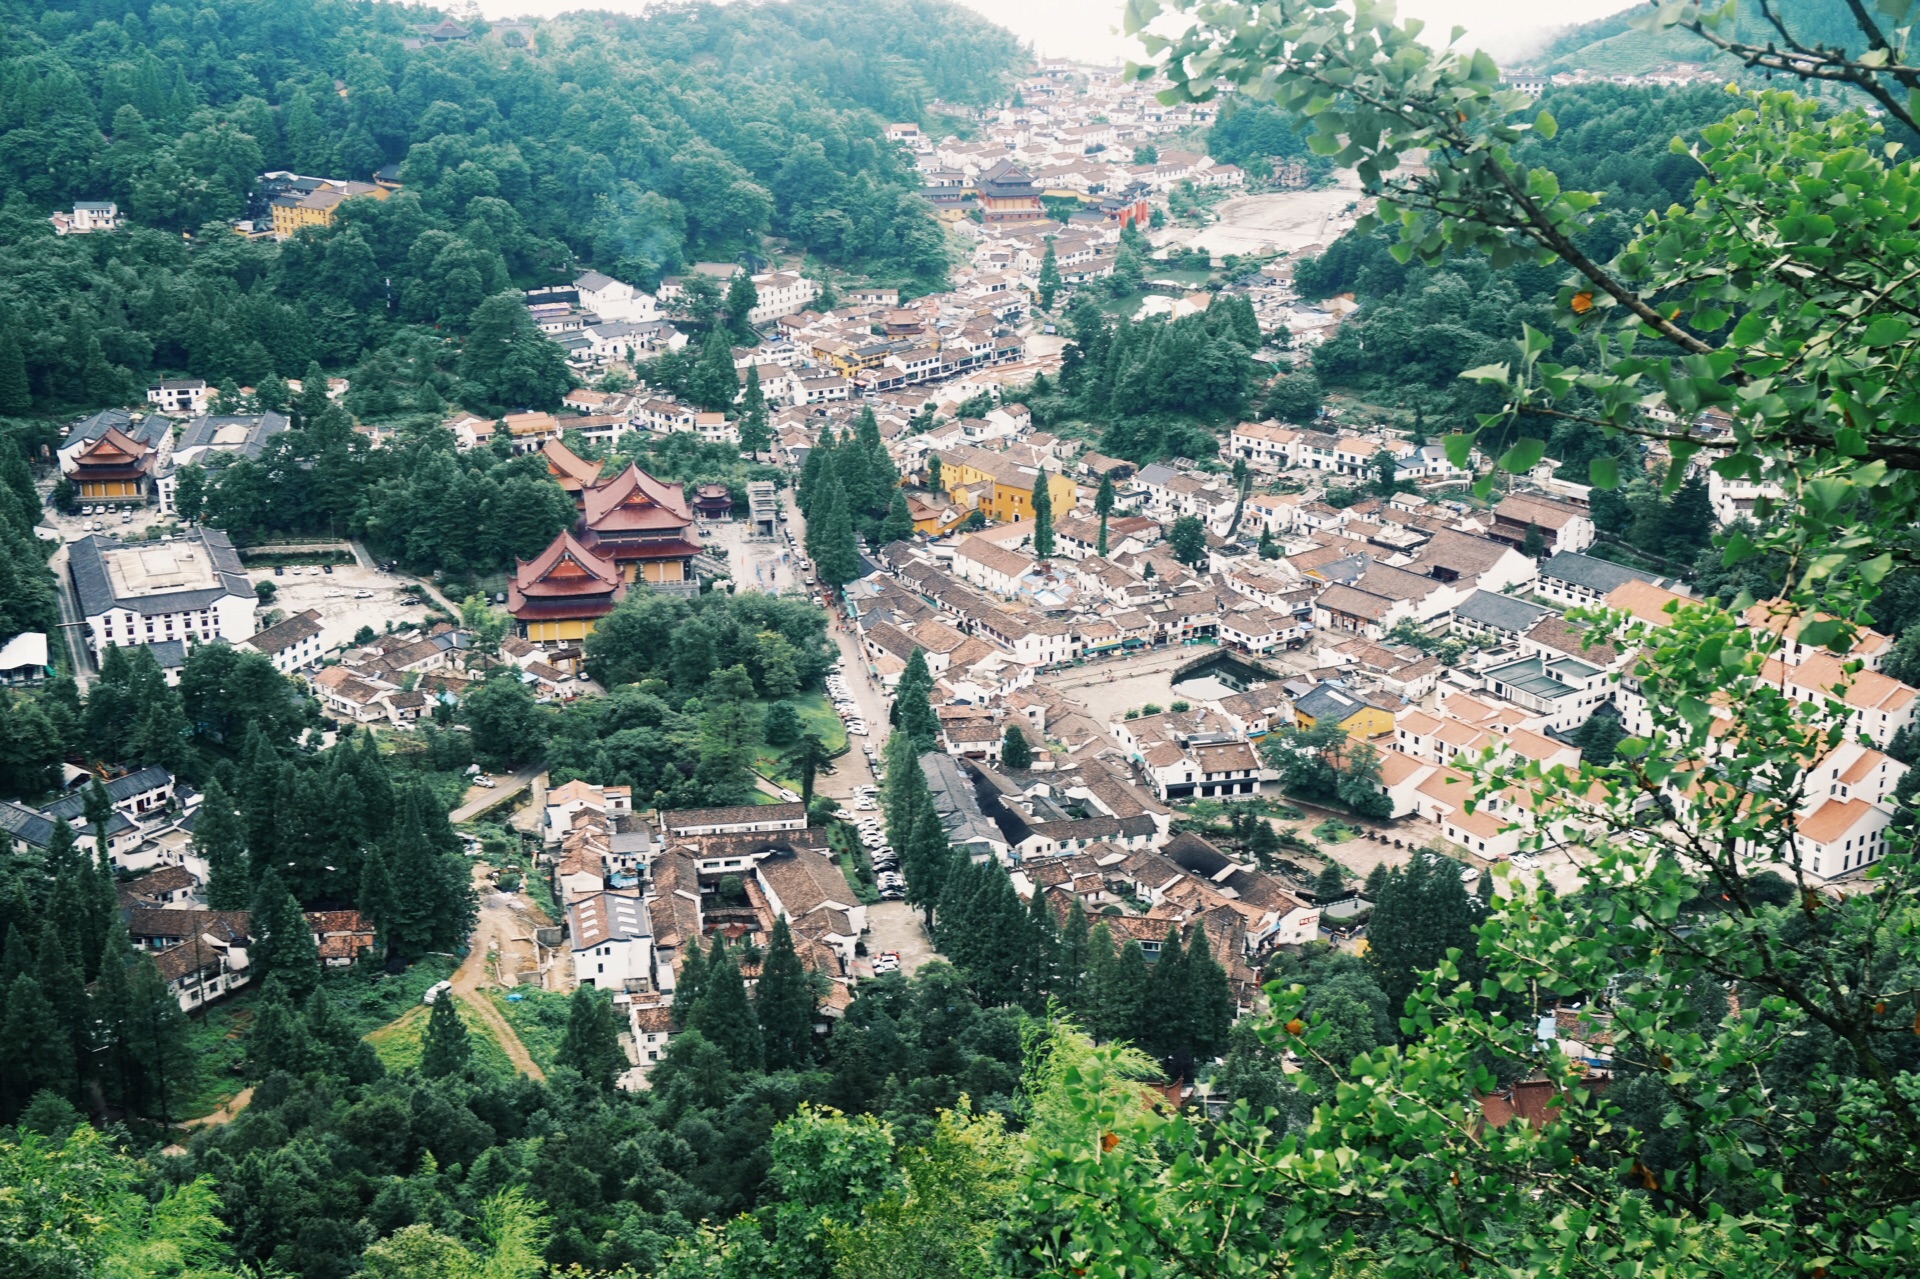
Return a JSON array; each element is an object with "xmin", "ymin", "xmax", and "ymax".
[
  {"xmin": 0, "ymin": 0, "xmax": 1022, "ymax": 418},
  {"xmin": 1521, "ymin": 0, "xmax": 1864, "ymax": 75}
]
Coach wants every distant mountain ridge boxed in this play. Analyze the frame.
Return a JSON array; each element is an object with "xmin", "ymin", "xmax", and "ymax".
[{"xmin": 1517, "ymin": 1, "xmax": 1864, "ymax": 77}]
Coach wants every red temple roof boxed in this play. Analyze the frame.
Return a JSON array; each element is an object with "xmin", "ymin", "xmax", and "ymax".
[
  {"xmin": 542, "ymin": 438, "xmax": 605, "ymax": 495},
  {"xmin": 581, "ymin": 463, "xmax": 694, "ymax": 535},
  {"xmin": 72, "ymin": 426, "xmax": 156, "ymax": 481},
  {"xmin": 507, "ymin": 530, "xmax": 627, "ymax": 620}
]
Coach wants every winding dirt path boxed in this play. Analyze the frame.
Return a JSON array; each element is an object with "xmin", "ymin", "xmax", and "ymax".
[{"xmin": 447, "ymin": 861, "xmax": 546, "ymax": 1079}]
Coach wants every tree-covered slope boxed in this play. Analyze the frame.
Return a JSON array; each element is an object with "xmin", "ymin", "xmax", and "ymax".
[
  {"xmin": 0, "ymin": 0, "xmax": 1023, "ymax": 419},
  {"xmin": 1520, "ymin": 0, "xmax": 1864, "ymax": 75}
]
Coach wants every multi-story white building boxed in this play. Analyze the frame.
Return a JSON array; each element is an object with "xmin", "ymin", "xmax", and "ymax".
[
  {"xmin": 146, "ymin": 379, "xmax": 210, "ymax": 415},
  {"xmin": 240, "ymin": 608, "xmax": 325, "ymax": 674},
  {"xmin": 568, "ymin": 892, "xmax": 652, "ymax": 991},
  {"xmin": 68, "ymin": 530, "xmax": 256, "ymax": 662},
  {"xmin": 748, "ymin": 271, "xmax": 821, "ymax": 325},
  {"xmin": 573, "ymin": 271, "xmax": 658, "ymax": 323}
]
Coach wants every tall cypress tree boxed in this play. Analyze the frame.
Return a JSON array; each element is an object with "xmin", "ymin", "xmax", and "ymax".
[
  {"xmin": 906, "ymin": 803, "xmax": 953, "ymax": 928},
  {"xmin": 1364, "ymin": 855, "xmax": 1481, "ymax": 1025},
  {"xmin": 672, "ymin": 934, "xmax": 711, "ymax": 1030},
  {"xmin": 195, "ymin": 779, "xmax": 250, "ymax": 911},
  {"xmin": 893, "ymin": 649, "xmax": 940, "ymax": 750},
  {"xmin": 125, "ymin": 953, "xmax": 194, "ymax": 1121},
  {"xmin": 93, "ymin": 928, "xmax": 136, "ymax": 1108},
  {"xmin": 737, "ymin": 366, "xmax": 771, "ymax": 457},
  {"xmin": 1021, "ymin": 886, "xmax": 1058, "ymax": 1012},
  {"xmin": 1055, "ymin": 897, "xmax": 1090, "ymax": 1004},
  {"xmin": 419, "ymin": 992, "xmax": 472, "ymax": 1079},
  {"xmin": 1147, "ymin": 925, "xmax": 1188, "ymax": 1065},
  {"xmin": 813, "ymin": 484, "xmax": 862, "ymax": 588},
  {"xmin": 1029, "ymin": 466, "xmax": 1055, "ymax": 558},
  {"xmin": 35, "ymin": 921, "xmax": 88, "ymax": 1097},
  {"xmin": 557, "ymin": 982, "xmax": 627, "ymax": 1090},
  {"xmin": 1001, "ymin": 723, "xmax": 1034, "ymax": 769},
  {"xmin": 689, "ymin": 937, "xmax": 763, "ymax": 1073},
  {"xmin": 250, "ymin": 868, "xmax": 319, "ymax": 1001},
  {"xmin": 755, "ymin": 918, "xmax": 816, "ymax": 1071},
  {"xmin": 1, "ymin": 972, "xmax": 71, "ymax": 1121}
]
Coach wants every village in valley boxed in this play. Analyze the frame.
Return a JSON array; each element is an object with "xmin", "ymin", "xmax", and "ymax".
[{"xmin": 6, "ymin": 46, "xmax": 1904, "ymax": 1112}]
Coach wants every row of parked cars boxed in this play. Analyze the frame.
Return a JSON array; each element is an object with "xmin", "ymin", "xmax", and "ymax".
[
  {"xmin": 825, "ymin": 664, "xmax": 868, "ymax": 737},
  {"xmin": 851, "ymin": 795, "xmax": 903, "ymax": 900}
]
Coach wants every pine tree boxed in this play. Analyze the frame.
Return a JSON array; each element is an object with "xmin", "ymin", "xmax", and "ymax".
[
  {"xmin": 1365, "ymin": 855, "xmax": 1481, "ymax": 1023},
  {"xmin": 893, "ymin": 649, "xmax": 940, "ymax": 750},
  {"xmin": 420, "ymin": 992, "xmax": 472, "ymax": 1079},
  {"xmin": 879, "ymin": 489, "xmax": 915, "ymax": 545},
  {"xmin": 812, "ymin": 483, "xmax": 861, "ymax": 587},
  {"xmin": 305, "ymin": 986, "xmax": 383, "ymax": 1084},
  {"xmin": 1029, "ymin": 467, "xmax": 1055, "ymax": 558},
  {"xmin": 1055, "ymin": 897, "xmax": 1090, "ymax": 1004},
  {"xmin": 1313, "ymin": 861, "xmax": 1348, "ymax": 902},
  {"xmin": 356, "ymin": 844, "xmax": 397, "ymax": 945},
  {"xmin": 125, "ymin": 953, "xmax": 195, "ymax": 1120},
  {"xmin": 250, "ymin": 869, "xmax": 319, "ymax": 1001},
  {"xmin": 688, "ymin": 937, "xmax": 763, "ymax": 1072},
  {"xmin": 906, "ymin": 802, "xmax": 953, "ymax": 927},
  {"xmin": 1094, "ymin": 471, "xmax": 1115, "ymax": 558},
  {"xmin": 1258, "ymin": 527, "xmax": 1280, "ymax": 560},
  {"xmin": 557, "ymin": 982, "xmax": 627, "ymax": 1090},
  {"xmin": 1020, "ymin": 885, "xmax": 1058, "ymax": 1012},
  {"xmin": 689, "ymin": 327, "xmax": 739, "ymax": 411},
  {"xmin": 1001, "ymin": 723, "xmax": 1034, "ymax": 769},
  {"xmin": 737, "ymin": 366, "xmax": 771, "ymax": 457},
  {"xmin": 1147, "ymin": 925, "xmax": 1187, "ymax": 1063},
  {"xmin": 926, "ymin": 453, "xmax": 943, "ymax": 493},
  {"xmin": 93, "ymin": 929, "xmax": 136, "ymax": 1107},
  {"xmin": 756, "ymin": 918, "xmax": 816, "ymax": 1071},
  {"xmin": 245, "ymin": 981, "xmax": 313, "ymax": 1077},
  {"xmin": 1, "ymin": 972, "xmax": 71, "ymax": 1121},
  {"xmin": 35, "ymin": 921, "xmax": 88, "ymax": 1097},
  {"xmin": 1038, "ymin": 241, "xmax": 1062, "ymax": 311},
  {"xmin": 797, "ymin": 425, "xmax": 834, "ymax": 516},
  {"xmin": 671, "ymin": 935, "xmax": 710, "ymax": 1030},
  {"xmin": 1182, "ymin": 925, "xmax": 1235, "ymax": 1063},
  {"xmin": 194, "ymin": 779, "xmax": 250, "ymax": 910}
]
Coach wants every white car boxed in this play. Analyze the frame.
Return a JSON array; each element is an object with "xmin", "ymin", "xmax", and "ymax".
[
  {"xmin": 1459, "ymin": 866, "xmax": 1481, "ymax": 885},
  {"xmin": 1511, "ymin": 853, "xmax": 1539, "ymax": 871}
]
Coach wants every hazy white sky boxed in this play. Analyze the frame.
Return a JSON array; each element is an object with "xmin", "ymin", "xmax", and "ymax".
[{"xmin": 476, "ymin": 0, "xmax": 1636, "ymax": 63}]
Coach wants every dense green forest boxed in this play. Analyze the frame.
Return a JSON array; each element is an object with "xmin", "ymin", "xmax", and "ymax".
[{"xmin": 0, "ymin": 0, "xmax": 1021, "ymax": 418}]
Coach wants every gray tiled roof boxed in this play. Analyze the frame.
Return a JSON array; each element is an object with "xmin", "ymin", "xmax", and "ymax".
[
  {"xmin": 69, "ymin": 529, "xmax": 251, "ymax": 619},
  {"xmin": 1541, "ymin": 552, "xmax": 1657, "ymax": 594},
  {"xmin": 1453, "ymin": 590, "xmax": 1550, "ymax": 635},
  {"xmin": 173, "ymin": 411, "xmax": 289, "ymax": 462},
  {"xmin": 69, "ymin": 409, "xmax": 172, "ymax": 451}
]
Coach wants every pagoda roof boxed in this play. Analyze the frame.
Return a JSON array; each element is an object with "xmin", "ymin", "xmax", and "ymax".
[
  {"xmin": 75, "ymin": 425, "xmax": 155, "ymax": 468},
  {"xmin": 510, "ymin": 529, "xmax": 626, "ymax": 603},
  {"xmin": 581, "ymin": 463, "xmax": 693, "ymax": 535},
  {"xmin": 541, "ymin": 438, "xmax": 604, "ymax": 493}
]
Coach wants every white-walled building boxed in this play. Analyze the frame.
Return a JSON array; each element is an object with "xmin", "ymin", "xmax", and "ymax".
[
  {"xmin": 573, "ymin": 271, "xmax": 659, "ymax": 323},
  {"xmin": 68, "ymin": 531, "xmax": 256, "ymax": 662},
  {"xmin": 569, "ymin": 892, "xmax": 652, "ymax": 991}
]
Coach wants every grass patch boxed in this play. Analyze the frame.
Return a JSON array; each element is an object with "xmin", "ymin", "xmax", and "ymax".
[
  {"xmin": 754, "ymin": 689, "xmax": 851, "ymax": 788},
  {"xmin": 176, "ymin": 957, "xmax": 459, "ymax": 1118},
  {"xmin": 365, "ymin": 997, "xmax": 515, "ymax": 1077},
  {"xmin": 1311, "ymin": 818, "xmax": 1357, "ymax": 844},
  {"xmin": 487, "ymin": 988, "xmax": 572, "ymax": 1072}
]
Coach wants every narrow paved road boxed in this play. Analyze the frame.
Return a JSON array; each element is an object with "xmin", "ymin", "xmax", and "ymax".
[
  {"xmin": 450, "ymin": 767, "xmax": 541, "ymax": 823},
  {"xmin": 183, "ymin": 1085, "xmax": 255, "ymax": 1130}
]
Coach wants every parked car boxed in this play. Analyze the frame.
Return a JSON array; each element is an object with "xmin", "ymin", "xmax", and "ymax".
[
  {"xmin": 322, "ymin": 563, "xmax": 333, "ymax": 574},
  {"xmin": 273, "ymin": 566, "xmax": 284, "ymax": 576}
]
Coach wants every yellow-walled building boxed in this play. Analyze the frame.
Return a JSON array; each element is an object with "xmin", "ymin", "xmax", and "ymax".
[
  {"xmin": 1292, "ymin": 683, "xmax": 1395, "ymax": 738},
  {"xmin": 934, "ymin": 444, "xmax": 1077, "ymax": 530},
  {"xmin": 269, "ymin": 180, "xmax": 389, "ymax": 239}
]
